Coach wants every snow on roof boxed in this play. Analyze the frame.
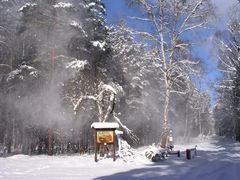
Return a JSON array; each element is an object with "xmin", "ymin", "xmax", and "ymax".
[
  {"xmin": 91, "ymin": 122, "xmax": 119, "ymax": 129},
  {"xmin": 18, "ymin": 3, "xmax": 37, "ymax": 12},
  {"xmin": 53, "ymin": 2, "xmax": 73, "ymax": 8},
  {"xmin": 115, "ymin": 130, "xmax": 123, "ymax": 135}
]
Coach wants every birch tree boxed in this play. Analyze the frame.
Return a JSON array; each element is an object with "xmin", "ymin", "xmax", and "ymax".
[
  {"xmin": 108, "ymin": 25, "xmax": 164, "ymax": 144},
  {"xmin": 127, "ymin": 0, "xmax": 213, "ymax": 145}
]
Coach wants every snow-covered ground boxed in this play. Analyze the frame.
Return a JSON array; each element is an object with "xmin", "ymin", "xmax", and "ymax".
[{"xmin": 1, "ymin": 136, "xmax": 240, "ymax": 180}]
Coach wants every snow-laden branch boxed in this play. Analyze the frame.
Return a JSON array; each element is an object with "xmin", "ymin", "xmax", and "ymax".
[
  {"xmin": 169, "ymin": 90, "xmax": 187, "ymax": 95},
  {"xmin": 53, "ymin": 2, "xmax": 73, "ymax": 8},
  {"xmin": 138, "ymin": 0, "xmax": 153, "ymax": 17},
  {"xmin": 215, "ymin": 85, "xmax": 235, "ymax": 90},
  {"xmin": 170, "ymin": 59, "xmax": 199, "ymax": 69},
  {"xmin": 178, "ymin": 0, "xmax": 203, "ymax": 36},
  {"xmin": 101, "ymin": 83, "xmax": 117, "ymax": 95},
  {"xmin": 73, "ymin": 95, "xmax": 97, "ymax": 114},
  {"xmin": 113, "ymin": 112, "xmax": 139, "ymax": 144},
  {"xmin": 72, "ymin": 82, "xmax": 138, "ymax": 143},
  {"xmin": 219, "ymin": 69, "xmax": 236, "ymax": 73},
  {"xmin": 217, "ymin": 39, "xmax": 238, "ymax": 72},
  {"xmin": 6, "ymin": 65, "xmax": 39, "ymax": 82},
  {"xmin": 96, "ymin": 83, "xmax": 116, "ymax": 122},
  {"xmin": 171, "ymin": 73, "xmax": 184, "ymax": 83},
  {"xmin": 124, "ymin": 27, "xmax": 159, "ymax": 41},
  {"xmin": 128, "ymin": 16, "xmax": 153, "ymax": 22},
  {"xmin": 179, "ymin": 22, "xmax": 205, "ymax": 35},
  {"xmin": 175, "ymin": 43, "xmax": 189, "ymax": 49},
  {"xmin": 18, "ymin": 3, "xmax": 37, "ymax": 12}
]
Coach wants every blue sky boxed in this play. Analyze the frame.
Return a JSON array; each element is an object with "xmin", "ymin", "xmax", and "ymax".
[{"xmin": 103, "ymin": 0, "xmax": 237, "ymax": 106}]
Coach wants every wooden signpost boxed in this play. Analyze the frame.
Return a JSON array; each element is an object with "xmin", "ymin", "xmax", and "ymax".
[{"xmin": 91, "ymin": 122, "xmax": 119, "ymax": 162}]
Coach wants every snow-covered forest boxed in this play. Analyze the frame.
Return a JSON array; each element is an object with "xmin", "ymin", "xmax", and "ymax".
[{"xmin": 0, "ymin": 0, "xmax": 240, "ymax": 179}]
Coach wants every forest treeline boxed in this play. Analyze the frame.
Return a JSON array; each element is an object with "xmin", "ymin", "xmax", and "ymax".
[
  {"xmin": 0, "ymin": 0, "xmax": 237, "ymax": 155},
  {"xmin": 213, "ymin": 5, "xmax": 240, "ymax": 141}
]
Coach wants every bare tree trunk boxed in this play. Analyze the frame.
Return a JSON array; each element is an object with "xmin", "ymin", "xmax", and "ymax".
[
  {"xmin": 6, "ymin": 112, "xmax": 12, "ymax": 154},
  {"xmin": 28, "ymin": 130, "xmax": 33, "ymax": 155},
  {"xmin": 48, "ymin": 128, "xmax": 54, "ymax": 155},
  {"xmin": 198, "ymin": 109, "xmax": 202, "ymax": 135},
  {"xmin": 12, "ymin": 113, "xmax": 17, "ymax": 153},
  {"xmin": 184, "ymin": 99, "xmax": 188, "ymax": 138}
]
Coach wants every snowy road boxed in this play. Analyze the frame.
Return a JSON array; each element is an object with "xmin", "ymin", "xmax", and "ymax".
[{"xmin": 0, "ymin": 136, "xmax": 240, "ymax": 180}]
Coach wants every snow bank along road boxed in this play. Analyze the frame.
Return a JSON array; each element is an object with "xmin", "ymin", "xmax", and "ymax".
[{"xmin": 0, "ymin": 136, "xmax": 240, "ymax": 180}]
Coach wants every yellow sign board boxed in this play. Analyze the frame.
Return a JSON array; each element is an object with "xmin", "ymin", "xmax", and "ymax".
[{"xmin": 96, "ymin": 131, "xmax": 114, "ymax": 143}]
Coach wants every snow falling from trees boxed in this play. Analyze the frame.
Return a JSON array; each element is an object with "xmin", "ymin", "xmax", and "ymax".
[
  {"xmin": 213, "ymin": 5, "xmax": 240, "ymax": 140},
  {"xmin": 0, "ymin": 0, "xmax": 239, "ymax": 157}
]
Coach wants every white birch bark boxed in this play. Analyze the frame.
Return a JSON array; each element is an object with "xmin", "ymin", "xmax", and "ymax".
[{"xmin": 129, "ymin": 0, "xmax": 213, "ymax": 145}]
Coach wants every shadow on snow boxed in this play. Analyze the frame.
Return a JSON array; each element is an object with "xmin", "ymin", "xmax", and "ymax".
[{"xmin": 94, "ymin": 136, "xmax": 240, "ymax": 180}]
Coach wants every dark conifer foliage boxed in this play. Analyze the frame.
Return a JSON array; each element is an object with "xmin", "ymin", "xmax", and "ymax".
[{"xmin": 0, "ymin": 0, "xmax": 113, "ymax": 154}]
